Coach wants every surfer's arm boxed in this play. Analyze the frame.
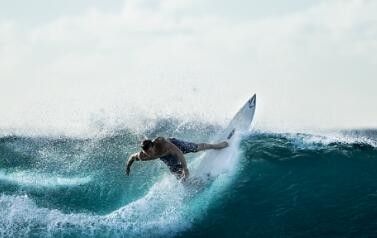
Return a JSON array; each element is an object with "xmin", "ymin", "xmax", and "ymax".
[{"xmin": 125, "ymin": 153, "xmax": 139, "ymax": 176}]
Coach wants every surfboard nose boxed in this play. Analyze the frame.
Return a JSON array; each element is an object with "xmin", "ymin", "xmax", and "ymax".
[
  {"xmin": 251, "ymin": 94, "xmax": 256, "ymax": 102},
  {"xmin": 248, "ymin": 94, "xmax": 256, "ymax": 108}
]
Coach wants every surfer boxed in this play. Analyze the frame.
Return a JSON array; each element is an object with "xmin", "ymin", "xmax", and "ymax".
[{"xmin": 125, "ymin": 137, "xmax": 228, "ymax": 180}]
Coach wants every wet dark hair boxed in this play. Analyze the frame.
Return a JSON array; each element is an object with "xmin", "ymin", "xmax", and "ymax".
[{"xmin": 141, "ymin": 139, "xmax": 154, "ymax": 151}]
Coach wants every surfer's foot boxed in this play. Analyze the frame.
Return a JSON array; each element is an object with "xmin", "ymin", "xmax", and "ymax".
[
  {"xmin": 212, "ymin": 141, "xmax": 229, "ymax": 149},
  {"xmin": 198, "ymin": 141, "xmax": 228, "ymax": 151}
]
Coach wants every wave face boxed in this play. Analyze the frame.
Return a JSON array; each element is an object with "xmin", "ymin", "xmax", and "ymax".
[{"xmin": 0, "ymin": 120, "xmax": 377, "ymax": 237}]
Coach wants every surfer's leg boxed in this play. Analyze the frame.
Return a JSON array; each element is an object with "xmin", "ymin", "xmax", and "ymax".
[
  {"xmin": 169, "ymin": 138, "xmax": 228, "ymax": 153},
  {"xmin": 169, "ymin": 138, "xmax": 200, "ymax": 153},
  {"xmin": 197, "ymin": 141, "xmax": 228, "ymax": 151}
]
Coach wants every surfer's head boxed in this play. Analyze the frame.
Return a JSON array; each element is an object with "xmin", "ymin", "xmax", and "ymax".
[{"xmin": 141, "ymin": 139, "xmax": 155, "ymax": 155}]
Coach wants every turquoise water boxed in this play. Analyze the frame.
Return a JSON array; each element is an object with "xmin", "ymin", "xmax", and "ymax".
[{"xmin": 0, "ymin": 119, "xmax": 377, "ymax": 237}]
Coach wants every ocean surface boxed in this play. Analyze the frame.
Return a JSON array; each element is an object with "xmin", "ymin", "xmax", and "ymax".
[{"xmin": 0, "ymin": 119, "xmax": 377, "ymax": 238}]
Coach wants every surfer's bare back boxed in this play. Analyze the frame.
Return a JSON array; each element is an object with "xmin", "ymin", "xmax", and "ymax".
[{"xmin": 126, "ymin": 137, "xmax": 228, "ymax": 180}]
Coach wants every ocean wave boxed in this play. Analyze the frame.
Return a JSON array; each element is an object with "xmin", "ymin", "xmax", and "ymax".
[{"xmin": 1, "ymin": 121, "xmax": 377, "ymax": 237}]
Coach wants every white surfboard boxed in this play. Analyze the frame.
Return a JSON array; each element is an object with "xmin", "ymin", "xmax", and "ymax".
[{"xmin": 193, "ymin": 94, "xmax": 256, "ymax": 178}]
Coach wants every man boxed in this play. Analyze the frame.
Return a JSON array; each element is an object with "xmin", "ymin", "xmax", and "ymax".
[{"xmin": 126, "ymin": 137, "xmax": 229, "ymax": 180}]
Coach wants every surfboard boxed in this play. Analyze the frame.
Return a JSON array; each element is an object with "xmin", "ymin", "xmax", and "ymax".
[{"xmin": 193, "ymin": 94, "xmax": 256, "ymax": 178}]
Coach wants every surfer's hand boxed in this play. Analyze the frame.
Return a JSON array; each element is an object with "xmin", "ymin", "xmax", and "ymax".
[{"xmin": 126, "ymin": 167, "xmax": 131, "ymax": 176}]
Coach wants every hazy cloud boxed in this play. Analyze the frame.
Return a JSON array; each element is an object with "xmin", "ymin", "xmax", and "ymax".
[{"xmin": 0, "ymin": 0, "xmax": 376, "ymax": 135}]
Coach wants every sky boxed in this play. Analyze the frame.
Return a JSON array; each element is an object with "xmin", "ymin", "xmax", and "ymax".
[{"xmin": 0, "ymin": 0, "xmax": 376, "ymax": 136}]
